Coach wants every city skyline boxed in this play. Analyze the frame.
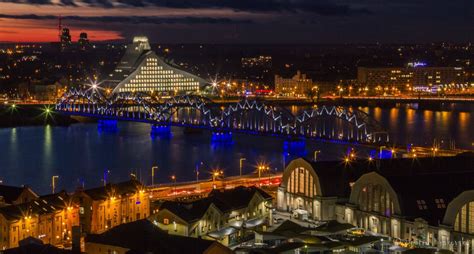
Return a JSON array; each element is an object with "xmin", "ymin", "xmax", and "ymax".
[
  {"xmin": 0, "ymin": 0, "xmax": 473, "ymax": 43},
  {"xmin": 0, "ymin": 2, "xmax": 473, "ymax": 252}
]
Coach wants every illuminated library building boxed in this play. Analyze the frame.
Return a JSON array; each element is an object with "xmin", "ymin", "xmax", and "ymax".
[{"xmin": 107, "ymin": 36, "xmax": 208, "ymax": 94}]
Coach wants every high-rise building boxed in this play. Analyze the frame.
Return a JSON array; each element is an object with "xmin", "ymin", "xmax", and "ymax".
[
  {"xmin": 357, "ymin": 65, "xmax": 466, "ymax": 93},
  {"xmin": 78, "ymin": 32, "xmax": 90, "ymax": 50},
  {"xmin": 60, "ymin": 28, "xmax": 72, "ymax": 50},
  {"xmin": 107, "ymin": 36, "xmax": 209, "ymax": 95},
  {"xmin": 275, "ymin": 70, "xmax": 315, "ymax": 97}
]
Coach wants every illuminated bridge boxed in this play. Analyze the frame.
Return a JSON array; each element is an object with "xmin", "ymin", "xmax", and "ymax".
[{"xmin": 55, "ymin": 88, "xmax": 389, "ymax": 147}]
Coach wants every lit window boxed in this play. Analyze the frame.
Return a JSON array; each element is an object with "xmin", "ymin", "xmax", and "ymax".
[
  {"xmin": 435, "ymin": 199, "xmax": 446, "ymax": 209},
  {"xmin": 417, "ymin": 200, "xmax": 428, "ymax": 210}
]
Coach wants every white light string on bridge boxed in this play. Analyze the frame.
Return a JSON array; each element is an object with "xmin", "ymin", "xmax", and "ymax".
[{"xmin": 56, "ymin": 89, "xmax": 389, "ymax": 143}]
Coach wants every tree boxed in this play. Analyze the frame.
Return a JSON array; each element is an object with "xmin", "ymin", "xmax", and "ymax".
[
  {"xmin": 305, "ymin": 88, "xmax": 317, "ymax": 103},
  {"xmin": 305, "ymin": 86, "xmax": 320, "ymax": 103}
]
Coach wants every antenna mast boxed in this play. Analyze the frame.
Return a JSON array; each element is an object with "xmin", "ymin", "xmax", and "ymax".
[{"xmin": 58, "ymin": 15, "xmax": 62, "ymax": 43}]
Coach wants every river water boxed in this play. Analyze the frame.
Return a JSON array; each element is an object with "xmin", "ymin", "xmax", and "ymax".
[{"xmin": 0, "ymin": 106, "xmax": 472, "ymax": 194}]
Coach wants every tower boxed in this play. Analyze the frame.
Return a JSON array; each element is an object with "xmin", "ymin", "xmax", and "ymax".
[
  {"xmin": 58, "ymin": 16, "xmax": 72, "ymax": 51},
  {"xmin": 78, "ymin": 32, "xmax": 90, "ymax": 50},
  {"xmin": 58, "ymin": 15, "xmax": 62, "ymax": 43},
  {"xmin": 60, "ymin": 27, "xmax": 72, "ymax": 51}
]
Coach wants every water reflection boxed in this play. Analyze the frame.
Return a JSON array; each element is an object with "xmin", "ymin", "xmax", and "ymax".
[
  {"xmin": 389, "ymin": 108, "xmax": 399, "ymax": 131},
  {"xmin": 0, "ymin": 107, "xmax": 471, "ymax": 194},
  {"xmin": 9, "ymin": 128, "xmax": 17, "ymax": 150}
]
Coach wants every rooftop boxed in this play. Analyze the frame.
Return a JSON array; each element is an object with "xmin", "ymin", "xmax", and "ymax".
[
  {"xmin": 0, "ymin": 184, "xmax": 37, "ymax": 204},
  {"xmin": 0, "ymin": 191, "xmax": 73, "ymax": 221},
  {"xmin": 81, "ymin": 179, "xmax": 144, "ymax": 201},
  {"xmin": 300, "ymin": 153, "xmax": 474, "ymax": 225},
  {"xmin": 158, "ymin": 186, "xmax": 272, "ymax": 223},
  {"xmin": 86, "ymin": 219, "xmax": 232, "ymax": 254}
]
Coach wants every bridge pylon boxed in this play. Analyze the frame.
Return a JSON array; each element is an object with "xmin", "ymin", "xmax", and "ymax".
[
  {"xmin": 283, "ymin": 137, "xmax": 307, "ymax": 156},
  {"xmin": 211, "ymin": 130, "xmax": 233, "ymax": 144},
  {"xmin": 98, "ymin": 120, "xmax": 118, "ymax": 132},
  {"xmin": 150, "ymin": 124, "xmax": 172, "ymax": 137}
]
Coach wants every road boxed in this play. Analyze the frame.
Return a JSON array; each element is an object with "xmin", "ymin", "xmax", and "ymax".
[{"xmin": 147, "ymin": 173, "xmax": 282, "ymax": 201}]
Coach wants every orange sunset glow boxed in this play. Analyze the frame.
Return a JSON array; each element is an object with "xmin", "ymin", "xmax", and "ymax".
[{"xmin": 0, "ymin": 18, "xmax": 123, "ymax": 42}]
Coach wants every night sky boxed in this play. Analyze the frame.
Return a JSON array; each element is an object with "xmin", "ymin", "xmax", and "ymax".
[{"xmin": 0, "ymin": 0, "xmax": 473, "ymax": 43}]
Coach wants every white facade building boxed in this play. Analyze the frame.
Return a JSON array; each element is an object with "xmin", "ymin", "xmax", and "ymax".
[
  {"xmin": 107, "ymin": 36, "xmax": 208, "ymax": 94},
  {"xmin": 278, "ymin": 155, "xmax": 474, "ymax": 252}
]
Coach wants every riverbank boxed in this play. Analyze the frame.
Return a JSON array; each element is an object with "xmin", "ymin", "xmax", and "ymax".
[{"xmin": 0, "ymin": 104, "xmax": 77, "ymax": 127}]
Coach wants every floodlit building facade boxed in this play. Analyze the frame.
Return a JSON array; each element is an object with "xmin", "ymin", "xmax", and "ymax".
[
  {"xmin": 275, "ymin": 70, "xmax": 315, "ymax": 97},
  {"xmin": 278, "ymin": 155, "xmax": 474, "ymax": 252},
  {"xmin": 0, "ymin": 180, "xmax": 150, "ymax": 249},
  {"xmin": 152, "ymin": 186, "xmax": 272, "ymax": 246},
  {"xmin": 357, "ymin": 66, "xmax": 466, "ymax": 93},
  {"xmin": 73, "ymin": 179, "xmax": 150, "ymax": 234},
  {"xmin": 107, "ymin": 36, "xmax": 208, "ymax": 95},
  {"xmin": 0, "ymin": 191, "xmax": 79, "ymax": 249}
]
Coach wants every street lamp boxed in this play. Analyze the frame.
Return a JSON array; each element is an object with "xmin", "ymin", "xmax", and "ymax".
[
  {"xmin": 211, "ymin": 169, "xmax": 223, "ymax": 182},
  {"xmin": 103, "ymin": 169, "xmax": 111, "ymax": 186},
  {"xmin": 257, "ymin": 164, "xmax": 270, "ymax": 182},
  {"xmin": 239, "ymin": 158, "xmax": 246, "ymax": 177},
  {"xmin": 195, "ymin": 161, "xmax": 203, "ymax": 182},
  {"xmin": 151, "ymin": 166, "xmax": 158, "ymax": 186},
  {"xmin": 313, "ymin": 150, "xmax": 321, "ymax": 161},
  {"xmin": 51, "ymin": 175, "xmax": 59, "ymax": 194},
  {"xmin": 171, "ymin": 175, "xmax": 176, "ymax": 194}
]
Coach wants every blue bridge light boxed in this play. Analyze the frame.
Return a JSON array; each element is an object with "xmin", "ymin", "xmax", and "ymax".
[
  {"xmin": 150, "ymin": 124, "xmax": 172, "ymax": 137},
  {"xmin": 97, "ymin": 120, "xmax": 118, "ymax": 132},
  {"xmin": 211, "ymin": 130, "xmax": 233, "ymax": 144},
  {"xmin": 283, "ymin": 138, "xmax": 307, "ymax": 156},
  {"xmin": 379, "ymin": 149, "xmax": 393, "ymax": 159}
]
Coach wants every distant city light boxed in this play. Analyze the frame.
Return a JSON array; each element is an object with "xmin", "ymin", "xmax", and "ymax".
[{"xmin": 407, "ymin": 61, "xmax": 427, "ymax": 67}]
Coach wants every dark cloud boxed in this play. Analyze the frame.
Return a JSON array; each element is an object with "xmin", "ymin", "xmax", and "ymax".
[
  {"xmin": 59, "ymin": 0, "xmax": 77, "ymax": 5},
  {"xmin": 1, "ymin": 0, "xmax": 472, "ymax": 43},
  {"xmin": 130, "ymin": 0, "xmax": 371, "ymax": 16},
  {"xmin": 0, "ymin": 30, "xmax": 19, "ymax": 34},
  {"xmin": 0, "ymin": 0, "xmax": 372, "ymax": 16},
  {"xmin": 0, "ymin": 13, "xmax": 254, "ymax": 24}
]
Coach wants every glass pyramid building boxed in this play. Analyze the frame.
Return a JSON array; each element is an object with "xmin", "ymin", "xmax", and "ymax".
[{"xmin": 107, "ymin": 36, "xmax": 208, "ymax": 94}]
